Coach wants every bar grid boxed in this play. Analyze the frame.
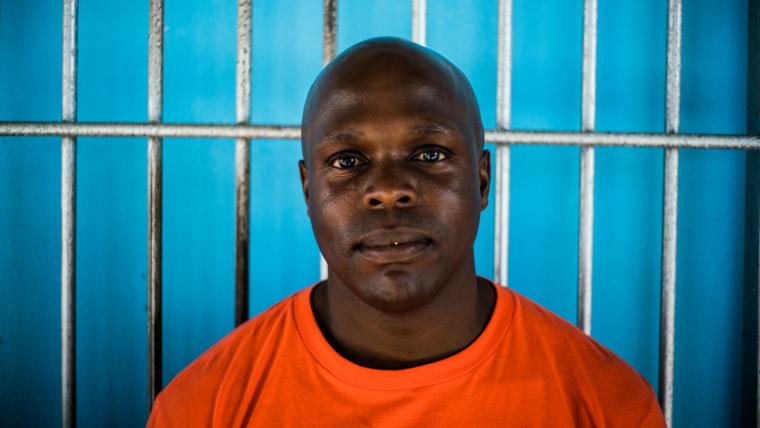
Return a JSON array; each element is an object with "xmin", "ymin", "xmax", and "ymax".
[
  {"xmin": 61, "ymin": 0, "xmax": 78, "ymax": 426},
  {"xmin": 147, "ymin": 0, "xmax": 164, "ymax": 408},
  {"xmin": 11, "ymin": 0, "xmax": 756, "ymax": 424},
  {"xmin": 234, "ymin": 0, "xmax": 252, "ymax": 327}
]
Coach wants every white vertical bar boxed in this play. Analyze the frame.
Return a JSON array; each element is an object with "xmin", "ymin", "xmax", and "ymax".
[
  {"xmin": 320, "ymin": 254, "xmax": 329, "ymax": 281},
  {"xmin": 147, "ymin": 0, "xmax": 164, "ymax": 408},
  {"xmin": 494, "ymin": 147, "xmax": 510, "ymax": 286},
  {"xmin": 412, "ymin": 0, "xmax": 426, "ymax": 46},
  {"xmin": 578, "ymin": 0, "xmax": 597, "ymax": 335},
  {"xmin": 665, "ymin": 1, "xmax": 682, "ymax": 135},
  {"xmin": 660, "ymin": 0, "xmax": 682, "ymax": 425},
  {"xmin": 494, "ymin": 0, "xmax": 512, "ymax": 287},
  {"xmin": 660, "ymin": 147, "xmax": 678, "ymax": 426},
  {"xmin": 581, "ymin": 0, "xmax": 597, "ymax": 133},
  {"xmin": 235, "ymin": 0, "xmax": 252, "ymax": 327},
  {"xmin": 61, "ymin": 0, "xmax": 77, "ymax": 426},
  {"xmin": 320, "ymin": 0, "xmax": 338, "ymax": 281},
  {"xmin": 323, "ymin": 0, "xmax": 337, "ymax": 66},
  {"xmin": 577, "ymin": 147, "xmax": 594, "ymax": 334}
]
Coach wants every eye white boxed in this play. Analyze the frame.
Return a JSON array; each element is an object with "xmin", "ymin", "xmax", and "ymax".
[
  {"xmin": 418, "ymin": 150, "xmax": 445, "ymax": 161},
  {"xmin": 333, "ymin": 156, "xmax": 360, "ymax": 168}
]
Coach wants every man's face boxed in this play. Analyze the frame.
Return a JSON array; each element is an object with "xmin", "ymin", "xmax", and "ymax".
[{"xmin": 300, "ymin": 72, "xmax": 490, "ymax": 313}]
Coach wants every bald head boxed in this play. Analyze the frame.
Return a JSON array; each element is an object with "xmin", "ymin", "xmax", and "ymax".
[
  {"xmin": 300, "ymin": 37, "xmax": 484, "ymax": 163},
  {"xmin": 295, "ymin": 37, "xmax": 492, "ymax": 314}
]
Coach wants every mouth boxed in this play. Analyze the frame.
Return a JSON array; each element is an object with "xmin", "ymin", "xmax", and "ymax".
[{"xmin": 355, "ymin": 230, "xmax": 433, "ymax": 265}]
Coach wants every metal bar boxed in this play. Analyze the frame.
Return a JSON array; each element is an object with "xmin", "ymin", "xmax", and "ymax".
[
  {"xmin": 234, "ymin": 0, "xmax": 252, "ymax": 327},
  {"xmin": 494, "ymin": 146, "xmax": 510, "ymax": 285},
  {"xmin": 323, "ymin": 0, "xmax": 337, "ymax": 66},
  {"xmin": 665, "ymin": 0, "xmax": 682, "ymax": 135},
  {"xmin": 659, "ymin": 0, "xmax": 682, "ymax": 424},
  {"xmin": 147, "ymin": 0, "xmax": 164, "ymax": 408},
  {"xmin": 319, "ymin": 255, "xmax": 329, "ymax": 281},
  {"xmin": 320, "ymin": 0, "xmax": 338, "ymax": 281},
  {"xmin": 61, "ymin": 0, "xmax": 78, "ymax": 426},
  {"xmin": 0, "ymin": 122, "xmax": 300, "ymax": 139},
  {"xmin": 1, "ymin": 122, "xmax": 758, "ymax": 150},
  {"xmin": 412, "ymin": 0, "xmax": 426, "ymax": 46},
  {"xmin": 319, "ymin": 253, "xmax": 329, "ymax": 281},
  {"xmin": 494, "ymin": 0, "xmax": 512, "ymax": 287},
  {"xmin": 485, "ymin": 130, "xmax": 760, "ymax": 149},
  {"xmin": 577, "ymin": 147, "xmax": 594, "ymax": 334},
  {"xmin": 660, "ymin": 148, "xmax": 678, "ymax": 426},
  {"xmin": 581, "ymin": 0, "xmax": 597, "ymax": 134},
  {"xmin": 577, "ymin": 0, "xmax": 597, "ymax": 335}
]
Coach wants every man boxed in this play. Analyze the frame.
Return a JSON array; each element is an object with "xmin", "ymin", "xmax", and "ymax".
[{"xmin": 148, "ymin": 37, "xmax": 665, "ymax": 427}]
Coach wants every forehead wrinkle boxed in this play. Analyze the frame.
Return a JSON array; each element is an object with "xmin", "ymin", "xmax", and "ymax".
[{"xmin": 313, "ymin": 83, "xmax": 458, "ymax": 129}]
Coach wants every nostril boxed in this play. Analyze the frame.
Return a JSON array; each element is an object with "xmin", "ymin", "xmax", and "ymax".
[{"xmin": 363, "ymin": 191, "xmax": 416, "ymax": 208}]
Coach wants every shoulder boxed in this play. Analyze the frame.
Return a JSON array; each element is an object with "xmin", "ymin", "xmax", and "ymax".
[
  {"xmin": 147, "ymin": 288, "xmax": 307, "ymax": 427},
  {"xmin": 502, "ymin": 288, "xmax": 665, "ymax": 427}
]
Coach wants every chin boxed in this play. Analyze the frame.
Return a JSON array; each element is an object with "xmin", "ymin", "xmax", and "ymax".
[{"xmin": 353, "ymin": 270, "xmax": 441, "ymax": 313}]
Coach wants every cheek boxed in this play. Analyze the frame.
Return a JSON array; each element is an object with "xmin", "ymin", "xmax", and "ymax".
[
  {"xmin": 424, "ymin": 169, "xmax": 481, "ymax": 209},
  {"xmin": 424, "ymin": 175, "xmax": 482, "ymax": 240},
  {"xmin": 308, "ymin": 181, "xmax": 360, "ymax": 241}
]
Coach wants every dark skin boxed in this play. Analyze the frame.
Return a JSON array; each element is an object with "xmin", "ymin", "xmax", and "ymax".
[{"xmin": 299, "ymin": 37, "xmax": 495, "ymax": 370}]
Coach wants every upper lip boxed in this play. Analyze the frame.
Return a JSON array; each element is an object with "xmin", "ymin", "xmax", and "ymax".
[{"xmin": 354, "ymin": 228, "xmax": 433, "ymax": 249}]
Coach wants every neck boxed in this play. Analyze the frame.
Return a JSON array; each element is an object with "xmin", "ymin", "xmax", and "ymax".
[{"xmin": 311, "ymin": 265, "xmax": 496, "ymax": 370}]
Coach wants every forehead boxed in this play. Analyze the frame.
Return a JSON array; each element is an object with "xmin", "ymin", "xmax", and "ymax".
[
  {"xmin": 313, "ymin": 82, "xmax": 464, "ymax": 129},
  {"xmin": 301, "ymin": 40, "xmax": 484, "ymax": 160},
  {"xmin": 304, "ymin": 79, "xmax": 474, "ymax": 160}
]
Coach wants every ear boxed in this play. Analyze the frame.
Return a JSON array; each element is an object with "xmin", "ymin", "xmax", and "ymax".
[
  {"xmin": 298, "ymin": 160, "xmax": 311, "ymax": 217},
  {"xmin": 478, "ymin": 149, "xmax": 491, "ymax": 211}
]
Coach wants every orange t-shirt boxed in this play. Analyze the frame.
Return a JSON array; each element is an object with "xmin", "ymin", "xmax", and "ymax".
[{"xmin": 148, "ymin": 281, "xmax": 665, "ymax": 427}]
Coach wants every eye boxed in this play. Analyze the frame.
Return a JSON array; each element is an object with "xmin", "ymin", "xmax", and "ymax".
[
  {"xmin": 329, "ymin": 153, "xmax": 366, "ymax": 169},
  {"xmin": 413, "ymin": 148, "xmax": 448, "ymax": 162}
]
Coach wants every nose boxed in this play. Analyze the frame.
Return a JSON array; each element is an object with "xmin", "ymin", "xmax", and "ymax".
[{"xmin": 362, "ymin": 166, "xmax": 418, "ymax": 210}]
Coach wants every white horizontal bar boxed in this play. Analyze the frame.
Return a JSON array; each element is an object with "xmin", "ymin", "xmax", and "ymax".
[{"xmin": 1, "ymin": 122, "xmax": 758, "ymax": 150}]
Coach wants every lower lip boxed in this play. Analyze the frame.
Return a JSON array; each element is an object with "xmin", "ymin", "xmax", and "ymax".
[{"xmin": 358, "ymin": 240, "xmax": 431, "ymax": 264}]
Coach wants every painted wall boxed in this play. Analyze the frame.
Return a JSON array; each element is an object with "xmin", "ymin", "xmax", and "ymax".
[{"xmin": 0, "ymin": 0, "xmax": 749, "ymax": 426}]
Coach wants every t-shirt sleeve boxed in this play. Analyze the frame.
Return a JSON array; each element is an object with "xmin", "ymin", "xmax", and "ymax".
[
  {"xmin": 145, "ymin": 396, "xmax": 170, "ymax": 428},
  {"xmin": 601, "ymin": 371, "xmax": 666, "ymax": 427},
  {"xmin": 144, "ymin": 381, "xmax": 216, "ymax": 427},
  {"xmin": 595, "ymin": 360, "xmax": 667, "ymax": 426},
  {"xmin": 637, "ymin": 388, "xmax": 667, "ymax": 428}
]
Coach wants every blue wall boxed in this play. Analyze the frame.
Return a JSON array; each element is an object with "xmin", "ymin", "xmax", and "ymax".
[{"xmin": 0, "ymin": 0, "xmax": 749, "ymax": 426}]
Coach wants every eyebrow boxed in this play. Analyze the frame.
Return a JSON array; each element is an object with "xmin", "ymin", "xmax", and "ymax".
[
  {"xmin": 319, "ymin": 129, "xmax": 366, "ymax": 145},
  {"xmin": 407, "ymin": 123, "xmax": 458, "ymax": 137}
]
